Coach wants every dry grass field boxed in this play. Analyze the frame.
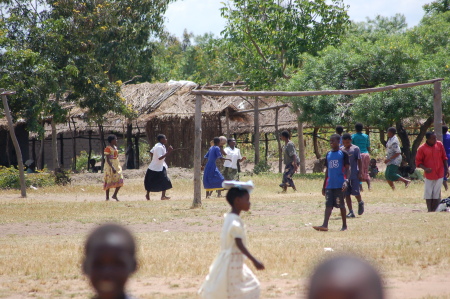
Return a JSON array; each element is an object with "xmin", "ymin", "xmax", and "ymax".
[{"xmin": 1, "ymin": 172, "xmax": 450, "ymax": 299}]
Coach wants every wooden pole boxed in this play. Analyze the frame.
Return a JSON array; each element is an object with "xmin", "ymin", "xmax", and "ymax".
[
  {"xmin": 226, "ymin": 108, "xmax": 231, "ymax": 138},
  {"xmin": 51, "ymin": 119, "xmax": 59, "ymax": 170},
  {"xmin": 275, "ymin": 108, "xmax": 282, "ymax": 173},
  {"xmin": 88, "ymin": 130, "xmax": 92, "ymax": 171},
  {"xmin": 296, "ymin": 110, "xmax": 306, "ymax": 174},
  {"xmin": 264, "ymin": 133, "xmax": 269, "ymax": 162},
  {"xmin": 254, "ymin": 97, "xmax": 260, "ymax": 165},
  {"xmin": 1, "ymin": 90, "xmax": 26, "ymax": 198},
  {"xmin": 70, "ymin": 117, "xmax": 77, "ymax": 171},
  {"xmin": 434, "ymin": 81, "xmax": 443, "ymax": 142},
  {"xmin": 192, "ymin": 94, "xmax": 203, "ymax": 208},
  {"xmin": 59, "ymin": 133, "xmax": 64, "ymax": 167}
]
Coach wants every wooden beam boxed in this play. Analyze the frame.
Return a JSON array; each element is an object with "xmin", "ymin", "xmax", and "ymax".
[
  {"xmin": 275, "ymin": 108, "xmax": 282, "ymax": 173},
  {"xmin": 254, "ymin": 97, "xmax": 260, "ymax": 165},
  {"xmin": 1, "ymin": 90, "xmax": 26, "ymax": 198},
  {"xmin": 296, "ymin": 110, "xmax": 306, "ymax": 174},
  {"xmin": 192, "ymin": 94, "xmax": 203, "ymax": 208},
  {"xmin": 434, "ymin": 81, "xmax": 443, "ymax": 142},
  {"xmin": 191, "ymin": 78, "xmax": 444, "ymax": 97},
  {"xmin": 237, "ymin": 104, "xmax": 289, "ymax": 114}
]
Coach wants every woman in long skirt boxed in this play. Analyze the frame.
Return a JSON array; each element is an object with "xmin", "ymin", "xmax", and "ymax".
[
  {"xmin": 145, "ymin": 134, "xmax": 173, "ymax": 200},
  {"xmin": 202, "ymin": 137, "xmax": 231, "ymax": 198},
  {"xmin": 103, "ymin": 135, "xmax": 124, "ymax": 201}
]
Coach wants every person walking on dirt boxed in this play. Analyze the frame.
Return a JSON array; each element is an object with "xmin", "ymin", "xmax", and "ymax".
[
  {"xmin": 145, "ymin": 134, "xmax": 173, "ymax": 200},
  {"xmin": 279, "ymin": 131, "xmax": 299, "ymax": 193},
  {"xmin": 416, "ymin": 131, "xmax": 449, "ymax": 212},
  {"xmin": 340, "ymin": 133, "xmax": 364, "ymax": 218},
  {"xmin": 384, "ymin": 127, "xmax": 410, "ymax": 190},
  {"xmin": 352, "ymin": 123, "xmax": 371, "ymax": 190},
  {"xmin": 103, "ymin": 135, "xmax": 124, "ymax": 201}
]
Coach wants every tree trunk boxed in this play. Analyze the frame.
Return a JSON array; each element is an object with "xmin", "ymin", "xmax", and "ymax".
[
  {"xmin": 51, "ymin": 119, "xmax": 60, "ymax": 171},
  {"xmin": 1, "ymin": 92, "xmax": 26, "ymax": 198},
  {"xmin": 411, "ymin": 117, "xmax": 434, "ymax": 169},
  {"xmin": 226, "ymin": 108, "xmax": 231, "ymax": 138},
  {"xmin": 126, "ymin": 121, "xmax": 135, "ymax": 169},
  {"xmin": 192, "ymin": 94, "xmax": 203, "ymax": 208},
  {"xmin": 379, "ymin": 128, "xmax": 387, "ymax": 147},
  {"xmin": 396, "ymin": 122, "xmax": 411, "ymax": 165},
  {"xmin": 313, "ymin": 127, "xmax": 321, "ymax": 159},
  {"xmin": 39, "ymin": 135, "xmax": 45, "ymax": 170},
  {"xmin": 254, "ymin": 97, "xmax": 260, "ymax": 165},
  {"xmin": 296, "ymin": 110, "xmax": 306, "ymax": 174},
  {"xmin": 275, "ymin": 108, "xmax": 282, "ymax": 173}
]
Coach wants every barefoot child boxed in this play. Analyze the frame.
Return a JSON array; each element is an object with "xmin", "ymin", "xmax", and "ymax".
[
  {"xmin": 313, "ymin": 134, "xmax": 350, "ymax": 232},
  {"xmin": 83, "ymin": 224, "xmax": 138, "ymax": 299},
  {"xmin": 199, "ymin": 181, "xmax": 265, "ymax": 299},
  {"xmin": 104, "ymin": 135, "xmax": 124, "ymax": 201}
]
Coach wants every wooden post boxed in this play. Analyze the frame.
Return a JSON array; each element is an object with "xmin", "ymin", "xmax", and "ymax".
[
  {"xmin": 88, "ymin": 130, "xmax": 92, "ymax": 171},
  {"xmin": 192, "ymin": 94, "xmax": 203, "ymax": 208},
  {"xmin": 1, "ymin": 90, "xmax": 26, "ymax": 198},
  {"xmin": 434, "ymin": 81, "xmax": 443, "ymax": 142},
  {"xmin": 254, "ymin": 97, "xmax": 260, "ymax": 165},
  {"xmin": 59, "ymin": 133, "xmax": 64, "ymax": 167},
  {"xmin": 135, "ymin": 134, "xmax": 140, "ymax": 169},
  {"xmin": 264, "ymin": 133, "xmax": 269, "ymax": 162},
  {"xmin": 40, "ymin": 136, "xmax": 45, "ymax": 170},
  {"xmin": 70, "ymin": 117, "xmax": 77, "ymax": 171},
  {"xmin": 226, "ymin": 108, "xmax": 231, "ymax": 138},
  {"xmin": 32, "ymin": 138, "xmax": 36, "ymax": 163},
  {"xmin": 275, "ymin": 108, "xmax": 282, "ymax": 173},
  {"xmin": 51, "ymin": 119, "xmax": 59, "ymax": 170},
  {"xmin": 296, "ymin": 110, "xmax": 306, "ymax": 174}
]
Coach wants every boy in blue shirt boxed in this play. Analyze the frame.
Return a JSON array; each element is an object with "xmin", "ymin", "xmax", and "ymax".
[{"xmin": 313, "ymin": 134, "xmax": 350, "ymax": 232}]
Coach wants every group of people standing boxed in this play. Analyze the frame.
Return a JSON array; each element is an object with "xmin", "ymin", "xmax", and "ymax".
[{"xmin": 202, "ymin": 137, "xmax": 246, "ymax": 198}]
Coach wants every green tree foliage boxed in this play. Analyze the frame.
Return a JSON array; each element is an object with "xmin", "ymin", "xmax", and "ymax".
[
  {"xmin": 423, "ymin": 0, "xmax": 450, "ymax": 15},
  {"xmin": 284, "ymin": 12, "xmax": 450, "ymax": 166},
  {"xmin": 152, "ymin": 31, "xmax": 238, "ymax": 84},
  {"xmin": 220, "ymin": 0, "xmax": 350, "ymax": 89}
]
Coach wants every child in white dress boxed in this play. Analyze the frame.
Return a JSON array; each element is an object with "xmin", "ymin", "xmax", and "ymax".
[{"xmin": 199, "ymin": 180, "xmax": 265, "ymax": 299}]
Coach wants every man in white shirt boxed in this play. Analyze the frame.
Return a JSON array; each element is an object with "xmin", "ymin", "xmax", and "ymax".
[
  {"xmin": 223, "ymin": 138, "xmax": 246, "ymax": 181},
  {"xmin": 144, "ymin": 134, "xmax": 173, "ymax": 200}
]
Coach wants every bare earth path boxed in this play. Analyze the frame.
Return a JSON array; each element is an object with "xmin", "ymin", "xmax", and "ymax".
[{"xmin": 0, "ymin": 173, "xmax": 449, "ymax": 298}]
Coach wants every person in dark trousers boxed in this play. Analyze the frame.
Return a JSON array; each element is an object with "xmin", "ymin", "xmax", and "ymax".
[
  {"xmin": 313, "ymin": 134, "xmax": 350, "ymax": 232},
  {"xmin": 340, "ymin": 133, "xmax": 364, "ymax": 218},
  {"xmin": 279, "ymin": 131, "xmax": 299, "ymax": 193}
]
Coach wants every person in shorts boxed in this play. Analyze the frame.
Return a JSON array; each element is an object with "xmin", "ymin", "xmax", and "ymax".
[
  {"xmin": 340, "ymin": 133, "xmax": 364, "ymax": 218},
  {"xmin": 223, "ymin": 138, "xmax": 246, "ymax": 181},
  {"xmin": 313, "ymin": 134, "xmax": 350, "ymax": 232},
  {"xmin": 384, "ymin": 127, "xmax": 410, "ymax": 190},
  {"xmin": 416, "ymin": 131, "xmax": 449, "ymax": 212}
]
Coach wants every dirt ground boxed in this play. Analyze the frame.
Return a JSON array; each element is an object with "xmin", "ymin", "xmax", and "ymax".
[{"xmin": 1, "ymin": 172, "xmax": 449, "ymax": 299}]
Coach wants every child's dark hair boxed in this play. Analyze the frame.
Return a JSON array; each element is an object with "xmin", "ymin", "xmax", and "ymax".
[
  {"xmin": 226, "ymin": 188, "xmax": 249, "ymax": 206},
  {"xmin": 213, "ymin": 137, "xmax": 220, "ymax": 145},
  {"xmin": 355, "ymin": 123, "xmax": 363, "ymax": 132},
  {"xmin": 281, "ymin": 131, "xmax": 290, "ymax": 139},
  {"xmin": 157, "ymin": 134, "xmax": 166, "ymax": 142},
  {"xmin": 330, "ymin": 134, "xmax": 341, "ymax": 142},
  {"xmin": 227, "ymin": 138, "xmax": 235, "ymax": 145},
  {"xmin": 443, "ymin": 126, "xmax": 448, "ymax": 134},
  {"xmin": 370, "ymin": 158, "xmax": 377, "ymax": 163},
  {"xmin": 84, "ymin": 224, "xmax": 136, "ymax": 258},
  {"xmin": 335, "ymin": 125, "xmax": 344, "ymax": 134},
  {"xmin": 107, "ymin": 135, "xmax": 117, "ymax": 144},
  {"xmin": 387, "ymin": 127, "xmax": 396, "ymax": 134},
  {"xmin": 426, "ymin": 131, "xmax": 435, "ymax": 140},
  {"xmin": 342, "ymin": 133, "xmax": 351, "ymax": 140}
]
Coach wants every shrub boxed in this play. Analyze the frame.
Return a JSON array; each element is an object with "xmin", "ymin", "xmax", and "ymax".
[
  {"xmin": 0, "ymin": 166, "xmax": 56, "ymax": 189},
  {"xmin": 253, "ymin": 161, "xmax": 272, "ymax": 174}
]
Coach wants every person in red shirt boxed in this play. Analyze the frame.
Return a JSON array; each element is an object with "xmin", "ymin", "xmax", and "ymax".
[{"xmin": 415, "ymin": 132, "xmax": 449, "ymax": 212}]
